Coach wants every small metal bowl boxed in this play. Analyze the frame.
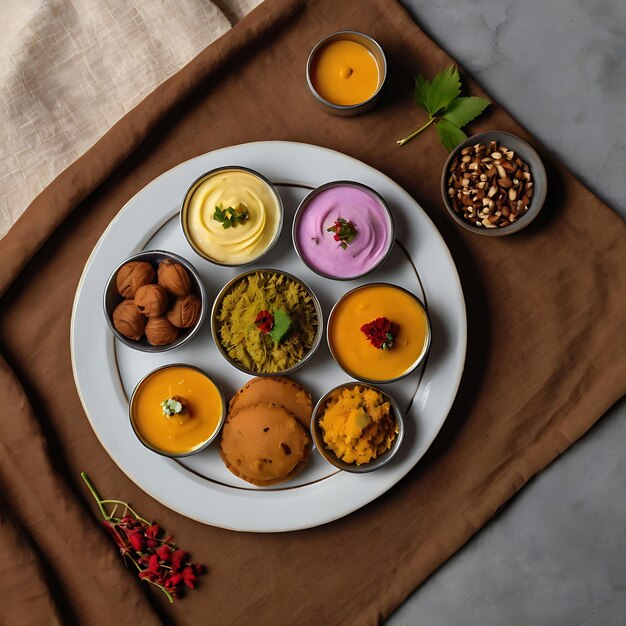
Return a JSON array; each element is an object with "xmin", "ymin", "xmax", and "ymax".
[
  {"xmin": 292, "ymin": 180, "xmax": 395, "ymax": 281},
  {"xmin": 180, "ymin": 165, "xmax": 284, "ymax": 266},
  {"xmin": 129, "ymin": 363, "xmax": 226, "ymax": 458},
  {"xmin": 306, "ymin": 31, "xmax": 387, "ymax": 116},
  {"xmin": 327, "ymin": 283, "xmax": 431, "ymax": 384},
  {"xmin": 311, "ymin": 382, "xmax": 405, "ymax": 473},
  {"xmin": 441, "ymin": 130, "xmax": 547, "ymax": 236},
  {"xmin": 103, "ymin": 249, "xmax": 207, "ymax": 353},
  {"xmin": 211, "ymin": 268, "xmax": 323, "ymax": 376}
]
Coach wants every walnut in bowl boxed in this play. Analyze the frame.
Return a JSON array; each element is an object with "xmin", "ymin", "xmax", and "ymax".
[{"xmin": 103, "ymin": 250, "xmax": 207, "ymax": 352}]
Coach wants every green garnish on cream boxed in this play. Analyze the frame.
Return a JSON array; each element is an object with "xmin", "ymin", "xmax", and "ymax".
[{"xmin": 213, "ymin": 202, "xmax": 249, "ymax": 229}]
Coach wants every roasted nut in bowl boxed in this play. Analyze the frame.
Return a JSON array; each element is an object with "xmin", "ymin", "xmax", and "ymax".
[
  {"xmin": 103, "ymin": 250, "xmax": 207, "ymax": 352},
  {"xmin": 327, "ymin": 283, "xmax": 431, "ymax": 384},
  {"xmin": 292, "ymin": 181, "xmax": 395, "ymax": 281},
  {"xmin": 311, "ymin": 383, "xmax": 404, "ymax": 473},
  {"xmin": 211, "ymin": 268, "xmax": 323, "ymax": 376},
  {"xmin": 180, "ymin": 166, "xmax": 284, "ymax": 267},
  {"xmin": 441, "ymin": 130, "xmax": 547, "ymax": 236},
  {"xmin": 129, "ymin": 364, "xmax": 226, "ymax": 458}
]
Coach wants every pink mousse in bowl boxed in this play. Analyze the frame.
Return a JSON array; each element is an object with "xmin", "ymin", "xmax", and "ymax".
[{"xmin": 292, "ymin": 181, "xmax": 394, "ymax": 280}]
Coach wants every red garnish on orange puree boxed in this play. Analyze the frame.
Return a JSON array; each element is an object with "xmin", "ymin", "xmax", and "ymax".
[
  {"xmin": 360, "ymin": 317, "xmax": 398, "ymax": 350},
  {"xmin": 255, "ymin": 310, "xmax": 274, "ymax": 333}
]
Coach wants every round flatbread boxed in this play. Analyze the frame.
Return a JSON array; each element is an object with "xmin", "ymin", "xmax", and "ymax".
[
  {"xmin": 228, "ymin": 376, "xmax": 313, "ymax": 428},
  {"xmin": 220, "ymin": 403, "xmax": 311, "ymax": 486}
]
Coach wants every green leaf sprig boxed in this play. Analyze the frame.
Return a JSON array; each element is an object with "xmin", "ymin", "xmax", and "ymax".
[
  {"xmin": 213, "ymin": 203, "xmax": 249, "ymax": 229},
  {"xmin": 397, "ymin": 66, "xmax": 489, "ymax": 151}
]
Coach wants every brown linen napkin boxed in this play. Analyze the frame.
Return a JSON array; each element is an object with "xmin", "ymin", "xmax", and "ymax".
[{"xmin": 1, "ymin": 0, "xmax": 624, "ymax": 624}]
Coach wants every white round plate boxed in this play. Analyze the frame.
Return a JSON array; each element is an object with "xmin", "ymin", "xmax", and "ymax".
[{"xmin": 71, "ymin": 141, "xmax": 466, "ymax": 532}]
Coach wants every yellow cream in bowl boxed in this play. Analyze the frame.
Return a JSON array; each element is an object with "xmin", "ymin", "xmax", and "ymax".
[{"xmin": 183, "ymin": 168, "xmax": 282, "ymax": 265}]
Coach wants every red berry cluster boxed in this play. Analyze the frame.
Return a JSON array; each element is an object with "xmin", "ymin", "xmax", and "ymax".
[
  {"xmin": 103, "ymin": 515, "xmax": 204, "ymax": 599},
  {"xmin": 255, "ymin": 309, "xmax": 274, "ymax": 333},
  {"xmin": 360, "ymin": 317, "xmax": 399, "ymax": 350}
]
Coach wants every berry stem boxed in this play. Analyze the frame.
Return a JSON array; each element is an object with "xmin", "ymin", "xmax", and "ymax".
[{"xmin": 81, "ymin": 472, "xmax": 110, "ymax": 521}]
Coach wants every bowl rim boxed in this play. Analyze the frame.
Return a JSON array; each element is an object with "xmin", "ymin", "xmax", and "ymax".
[
  {"xmin": 440, "ymin": 130, "xmax": 547, "ymax": 236},
  {"xmin": 326, "ymin": 282, "xmax": 431, "ymax": 384},
  {"xmin": 210, "ymin": 267, "xmax": 324, "ymax": 376},
  {"xmin": 310, "ymin": 381, "xmax": 405, "ymax": 473},
  {"xmin": 103, "ymin": 249, "xmax": 207, "ymax": 353},
  {"xmin": 179, "ymin": 165, "xmax": 285, "ymax": 266},
  {"xmin": 291, "ymin": 180, "xmax": 396, "ymax": 281},
  {"xmin": 128, "ymin": 363, "xmax": 226, "ymax": 458},
  {"xmin": 306, "ymin": 30, "xmax": 388, "ymax": 112}
]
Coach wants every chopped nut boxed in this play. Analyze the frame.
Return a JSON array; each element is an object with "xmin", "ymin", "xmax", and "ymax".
[{"xmin": 446, "ymin": 140, "xmax": 534, "ymax": 230}]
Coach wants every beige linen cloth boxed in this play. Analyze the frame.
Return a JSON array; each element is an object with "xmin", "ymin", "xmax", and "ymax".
[{"xmin": 0, "ymin": 0, "xmax": 260, "ymax": 238}]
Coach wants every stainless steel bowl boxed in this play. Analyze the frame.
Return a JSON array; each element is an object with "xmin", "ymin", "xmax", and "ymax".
[
  {"xmin": 292, "ymin": 180, "xmax": 395, "ymax": 281},
  {"xmin": 326, "ymin": 282, "xmax": 431, "ymax": 384},
  {"xmin": 311, "ymin": 382, "xmax": 405, "ymax": 473},
  {"xmin": 180, "ymin": 165, "xmax": 284, "ymax": 266},
  {"xmin": 306, "ymin": 31, "xmax": 387, "ymax": 116},
  {"xmin": 129, "ymin": 363, "xmax": 226, "ymax": 458},
  {"xmin": 103, "ymin": 249, "xmax": 207, "ymax": 353},
  {"xmin": 211, "ymin": 268, "xmax": 323, "ymax": 376},
  {"xmin": 441, "ymin": 130, "xmax": 547, "ymax": 236}
]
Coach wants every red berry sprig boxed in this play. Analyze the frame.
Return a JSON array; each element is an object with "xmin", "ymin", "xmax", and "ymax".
[{"xmin": 81, "ymin": 472, "xmax": 205, "ymax": 603}]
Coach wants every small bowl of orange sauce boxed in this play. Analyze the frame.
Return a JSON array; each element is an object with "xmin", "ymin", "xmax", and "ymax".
[
  {"xmin": 129, "ymin": 364, "xmax": 225, "ymax": 458},
  {"xmin": 306, "ymin": 31, "xmax": 387, "ymax": 116},
  {"xmin": 327, "ymin": 283, "xmax": 431, "ymax": 384}
]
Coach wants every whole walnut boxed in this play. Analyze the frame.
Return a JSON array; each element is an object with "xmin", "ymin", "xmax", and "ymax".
[
  {"xmin": 145, "ymin": 316, "xmax": 179, "ymax": 346},
  {"xmin": 158, "ymin": 259, "xmax": 191, "ymax": 297},
  {"xmin": 167, "ymin": 294, "xmax": 201, "ymax": 328},
  {"xmin": 135, "ymin": 284, "xmax": 169, "ymax": 318},
  {"xmin": 112, "ymin": 300, "xmax": 146, "ymax": 340},
  {"xmin": 116, "ymin": 261, "xmax": 156, "ymax": 298}
]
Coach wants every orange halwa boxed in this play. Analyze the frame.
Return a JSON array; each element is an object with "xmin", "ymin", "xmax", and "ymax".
[{"xmin": 318, "ymin": 385, "xmax": 397, "ymax": 465}]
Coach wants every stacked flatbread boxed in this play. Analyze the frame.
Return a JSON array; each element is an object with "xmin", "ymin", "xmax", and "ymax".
[{"xmin": 220, "ymin": 377, "xmax": 313, "ymax": 486}]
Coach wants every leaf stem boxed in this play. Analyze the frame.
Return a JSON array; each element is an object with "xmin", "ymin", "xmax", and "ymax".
[{"xmin": 396, "ymin": 117, "xmax": 436, "ymax": 146}]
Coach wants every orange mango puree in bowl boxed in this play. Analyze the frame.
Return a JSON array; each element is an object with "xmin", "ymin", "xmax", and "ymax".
[
  {"xmin": 130, "ymin": 365, "xmax": 224, "ymax": 456},
  {"xmin": 310, "ymin": 39, "xmax": 380, "ymax": 106},
  {"xmin": 328, "ymin": 285, "xmax": 430, "ymax": 383}
]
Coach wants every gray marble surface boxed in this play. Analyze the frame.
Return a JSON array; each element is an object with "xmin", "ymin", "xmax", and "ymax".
[{"xmin": 389, "ymin": 0, "xmax": 626, "ymax": 624}]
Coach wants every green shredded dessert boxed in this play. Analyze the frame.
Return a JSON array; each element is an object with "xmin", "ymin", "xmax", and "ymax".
[{"xmin": 217, "ymin": 271, "xmax": 318, "ymax": 373}]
